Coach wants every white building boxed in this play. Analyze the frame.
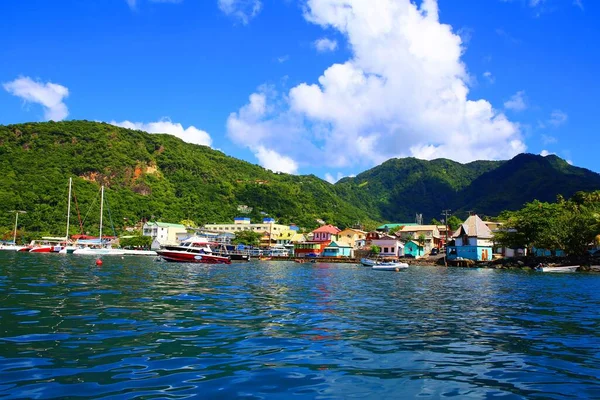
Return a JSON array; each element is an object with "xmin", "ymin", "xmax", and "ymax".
[
  {"xmin": 372, "ymin": 235, "xmax": 405, "ymax": 257},
  {"xmin": 204, "ymin": 218, "xmax": 290, "ymax": 240},
  {"xmin": 143, "ymin": 222, "xmax": 188, "ymax": 246}
]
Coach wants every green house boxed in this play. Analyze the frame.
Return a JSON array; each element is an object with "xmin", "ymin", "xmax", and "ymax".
[
  {"xmin": 322, "ymin": 241, "xmax": 353, "ymax": 258},
  {"xmin": 404, "ymin": 240, "xmax": 424, "ymax": 257}
]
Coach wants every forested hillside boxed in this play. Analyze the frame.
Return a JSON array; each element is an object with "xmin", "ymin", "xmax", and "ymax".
[{"xmin": 0, "ymin": 121, "xmax": 375, "ymax": 237}]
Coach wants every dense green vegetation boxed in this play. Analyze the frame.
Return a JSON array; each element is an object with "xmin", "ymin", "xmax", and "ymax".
[
  {"xmin": 0, "ymin": 121, "xmax": 376, "ymax": 238},
  {"xmin": 494, "ymin": 192, "xmax": 600, "ymax": 256},
  {"xmin": 335, "ymin": 154, "xmax": 600, "ymax": 222},
  {"xmin": 1, "ymin": 121, "xmax": 599, "ymax": 241}
]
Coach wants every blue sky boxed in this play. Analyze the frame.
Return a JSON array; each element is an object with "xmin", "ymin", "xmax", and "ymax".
[{"xmin": 1, "ymin": 0, "xmax": 598, "ymax": 180}]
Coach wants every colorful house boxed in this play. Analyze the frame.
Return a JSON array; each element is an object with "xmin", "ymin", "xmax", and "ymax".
[
  {"xmin": 322, "ymin": 241, "xmax": 353, "ymax": 258},
  {"xmin": 396, "ymin": 225, "xmax": 441, "ymax": 253},
  {"xmin": 376, "ymin": 223, "xmax": 417, "ymax": 232},
  {"xmin": 293, "ymin": 241, "xmax": 329, "ymax": 258},
  {"xmin": 311, "ymin": 224, "xmax": 341, "ymax": 242},
  {"xmin": 337, "ymin": 228, "xmax": 367, "ymax": 249},
  {"xmin": 366, "ymin": 231, "xmax": 383, "ymax": 246},
  {"xmin": 447, "ymin": 214, "xmax": 493, "ymax": 261},
  {"xmin": 371, "ymin": 235, "xmax": 404, "ymax": 257},
  {"xmin": 404, "ymin": 240, "xmax": 424, "ymax": 257}
]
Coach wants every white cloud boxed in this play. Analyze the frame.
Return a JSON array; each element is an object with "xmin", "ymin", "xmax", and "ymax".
[
  {"xmin": 566, "ymin": 159, "xmax": 573, "ymax": 165},
  {"xmin": 126, "ymin": 0, "xmax": 182, "ymax": 9},
  {"xmin": 483, "ymin": 71, "xmax": 495, "ymax": 84},
  {"xmin": 126, "ymin": 0, "xmax": 137, "ymax": 9},
  {"xmin": 3, "ymin": 76, "xmax": 69, "ymax": 121},
  {"xmin": 314, "ymin": 37, "xmax": 338, "ymax": 52},
  {"xmin": 254, "ymin": 146, "xmax": 298, "ymax": 174},
  {"xmin": 540, "ymin": 149, "xmax": 555, "ymax": 157},
  {"xmin": 110, "ymin": 119, "xmax": 212, "ymax": 147},
  {"xmin": 218, "ymin": 0, "xmax": 262, "ymax": 24},
  {"xmin": 548, "ymin": 109, "xmax": 568, "ymax": 127},
  {"xmin": 226, "ymin": 0, "xmax": 525, "ymax": 169},
  {"xmin": 504, "ymin": 90, "xmax": 527, "ymax": 111},
  {"xmin": 573, "ymin": 0, "xmax": 584, "ymax": 10},
  {"xmin": 277, "ymin": 55, "xmax": 290, "ymax": 63},
  {"xmin": 541, "ymin": 134, "xmax": 557, "ymax": 145}
]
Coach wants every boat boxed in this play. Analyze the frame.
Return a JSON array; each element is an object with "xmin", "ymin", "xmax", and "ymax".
[
  {"xmin": 0, "ymin": 242, "xmax": 27, "ymax": 251},
  {"xmin": 29, "ymin": 237, "xmax": 67, "ymax": 253},
  {"xmin": 536, "ymin": 264, "xmax": 579, "ymax": 273},
  {"xmin": 1, "ymin": 211, "xmax": 27, "ymax": 251},
  {"xmin": 258, "ymin": 256, "xmax": 272, "ymax": 261},
  {"xmin": 156, "ymin": 237, "xmax": 231, "ymax": 264},
  {"xmin": 58, "ymin": 178, "xmax": 78, "ymax": 254},
  {"xmin": 360, "ymin": 258, "xmax": 377, "ymax": 266},
  {"xmin": 372, "ymin": 261, "xmax": 409, "ymax": 271},
  {"xmin": 72, "ymin": 186, "xmax": 124, "ymax": 256}
]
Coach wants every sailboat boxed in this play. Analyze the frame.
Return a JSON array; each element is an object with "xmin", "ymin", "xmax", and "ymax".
[
  {"xmin": 0, "ymin": 211, "xmax": 27, "ymax": 251},
  {"xmin": 73, "ymin": 186, "xmax": 125, "ymax": 256},
  {"xmin": 58, "ymin": 178, "xmax": 78, "ymax": 254}
]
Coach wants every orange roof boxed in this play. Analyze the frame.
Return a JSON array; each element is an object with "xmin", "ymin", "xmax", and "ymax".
[{"xmin": 312, "ymin": 224, "xmax": 341, "ymax": 234}]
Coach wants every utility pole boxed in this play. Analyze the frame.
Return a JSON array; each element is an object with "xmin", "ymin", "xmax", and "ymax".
[{"xmin": 441, "ymin": 209, "xmax": 451, "ymax": 247}]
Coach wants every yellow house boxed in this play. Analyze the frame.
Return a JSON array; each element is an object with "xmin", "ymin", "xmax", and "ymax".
[
  {"xmin": 337, "ymin": 228, "xmax": 367, "ymax": 249},
  {"xmin": 276, "ymin": 230, "xmax": 306, "ymax": 246}
]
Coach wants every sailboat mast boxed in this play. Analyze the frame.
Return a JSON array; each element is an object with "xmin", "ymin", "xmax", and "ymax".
[
  {"xmin": 65, "ymin": 177, "xmax": 72, "ymax": 242},
  {"xmin": 13, "ymin": 212, "xmax": 18, "ymax": 245},
  {"xmin": 99, "ymin": 186, "xmax": 104, "ymax": 243}
]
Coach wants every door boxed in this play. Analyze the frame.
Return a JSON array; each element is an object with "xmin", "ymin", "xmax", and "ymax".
[{"xmin": 481, "ymin": 249, "xmax": 488, "ymax": 260}]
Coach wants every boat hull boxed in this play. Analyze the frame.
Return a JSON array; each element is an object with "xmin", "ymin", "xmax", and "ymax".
[
  {"xmin": 73, "ymin": 248, "xmax": 126, "ymax": 256},
  {"xmin": 540, "ymin": 265, "xmax": 579, "ymax": 273},
  {"xmin": 372, "ymin": 262, "xmax": 409, "ymax": 271},
  {"xmin": 360, "ymin": 258, "xmax": 376, "ymax": 266},
  {"xmin": 156, "ymin": 250, "xmax": 231, "ymax": 264}
]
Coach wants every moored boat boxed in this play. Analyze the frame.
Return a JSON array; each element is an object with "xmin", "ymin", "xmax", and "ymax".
[
  {"xmin": 156, "ymin": 237, "xmax": 231, "ymax": 264},
  {"xmin": 360, "ymin": 258, "xmax": 377, "ymax": 266},
  {"xmin": 372, "ymin": 261, "xmax": 409, "ymax": 271},
  {"xmin": 536, "ymin": 264, "xmax": 579, "ymax": 273}
]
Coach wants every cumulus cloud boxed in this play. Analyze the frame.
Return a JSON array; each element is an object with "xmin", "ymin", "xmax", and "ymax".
[
  {"xmin": 324, "ymin": 172, "xmax": 353, "ymax": 184},
  {"xmin": 218, "ymin": 0, "xmax": 262, "ymax": 24},
  {"xmin": 110, "ymin": 119, "xmax": 212, "ymax": 147},
  {"xmin": 314, "ymin": 37, "xmax": 338, "ymax": 52},
  {"xmin": 548, "ymin": 109, "xmax": 568, "ymax": 127},
  {"xmin": 3, "ymin": 76, "xmax": 69, "ymax": 121},
  {"xmin": 540, "ymin": 149, "xmax": 555, "ymax": 157},
  {"xmin": 504, "ymin": 90, "xmax": 527, "ymax": 111},
  {"xmin": 255, "ymin": 146, "xmax": 298, "ymax": 174},
  {"xmin": 226, "ymin": 0, "xmax": 526, "ymax": 170}
]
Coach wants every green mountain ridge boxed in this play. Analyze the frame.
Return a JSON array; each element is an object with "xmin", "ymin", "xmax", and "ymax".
[{"xmin": 1, "ymin": 120, "xmax": 599, "ymax": 236}]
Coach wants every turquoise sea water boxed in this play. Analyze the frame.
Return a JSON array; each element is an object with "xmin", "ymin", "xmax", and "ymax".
[{"xmin": 0, "ymin": 252, "xmax": 599, "ymax": 399}]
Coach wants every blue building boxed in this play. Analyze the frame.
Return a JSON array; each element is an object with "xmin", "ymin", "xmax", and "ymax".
[
  {"xmin": 447, "ymin": 215, "xmax": 493, "ymax": 261},
  {"xmin": 404, "ymin": 240, "xmax": 424, "ymax": 257},
  {"xmin": 322, "ymin": 241, "xmax": 353, "ymax": 258}
]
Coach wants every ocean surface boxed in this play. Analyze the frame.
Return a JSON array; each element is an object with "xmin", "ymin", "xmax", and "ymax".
[{"xmin": 0, "ymin": 252, "xmax": 598, "ymax": 399}]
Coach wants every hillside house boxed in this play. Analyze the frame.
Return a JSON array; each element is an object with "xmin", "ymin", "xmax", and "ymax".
[
  {"xmin": 311, "ymin": 224, "xmax": 341, "ymax": 242},
  {"xmin": 372, "ymin": 235, "xmax": 404, "ymax": 258},
  {"xmin": 447, "ymin": 215, "xmax": 493, "ymax": 261}
]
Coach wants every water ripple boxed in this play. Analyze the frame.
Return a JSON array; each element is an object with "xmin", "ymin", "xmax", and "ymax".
[{"xmin": 0, "ymin": 254, "xmax": 599, "ymax": 399}]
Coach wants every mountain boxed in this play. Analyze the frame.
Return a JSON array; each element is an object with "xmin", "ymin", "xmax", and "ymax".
[
  {"xmin": 1, "ymin": 120, "xmax": 599, "ymax": 237},
  {"xmin": 0, "ymin": 121, "xmax": 375, "ymax": 236},
  {"xmin": 335, "ymin": 154, "xmax": 600, "ymax": 222}
]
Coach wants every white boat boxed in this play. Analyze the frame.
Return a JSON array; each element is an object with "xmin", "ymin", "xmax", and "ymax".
[
  {"xmin": 360, "ymin": 258, "xmax": 377, "ymax": 266},
  {"xmin": 372, "ymin": 261, "xmax": 409, "ymax": 271},
  {"xmin": 0, "ymin": 244, "xmax": 27, "ymax": 251},
  {"xmin": 121, "ymin": 249, "xmax": 158, "ymax": 256},
  {"xmin": 537, "ymin": 264, "xmax": 579, "ymax": 273},
  {"xmin": 2, "ymin": 211, "xmax": 27, "ymax": 251},
  {"xmin": 72, "ymin": 186, "xmax": 123, "ymax": 256}
]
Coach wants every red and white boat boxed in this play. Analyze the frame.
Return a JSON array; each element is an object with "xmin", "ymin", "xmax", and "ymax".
[{"xmin": 156, "ymin": 237, "xmax": 231, "ymax": 264}]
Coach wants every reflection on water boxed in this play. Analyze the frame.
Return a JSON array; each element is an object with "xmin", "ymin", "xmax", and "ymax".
[{"xmin": 0, "ymin": 252, "xmax": 599, "ymax": 399}]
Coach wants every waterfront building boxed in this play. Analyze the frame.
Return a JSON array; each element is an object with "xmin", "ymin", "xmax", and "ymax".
[
  {"xmin": 322, "ymin": 241, "xmax": 353, "ymax": 258},
  {"xmin": 311, "ymin": 224, "xmax": 341, "ymax": 242},
  {"xmin": 276, "ymin": 230, "xmax": 306, "ymax": 246},
  {"xmin": 293, "ymin": 241, "xmax": 329, "ymax": 258},
  {"xmin": 395, "ymin": 225, "xmax": 441, "ymax": 253},
  {"xmin": 404, "ymin": 240, "xmax": 424, "ymax": 257},
  {"xmin": 446, "ymin": 214, "xmax": 493, "ymax": 261},
  {"xmin": 371, "ymin": 235, "xmax": 404, "ymax": 258},
  {"xmin": 142, "ymin": 221, "xmax": 188, "ymax": 246},
  {"xmin": 337, "ymin": 228, "xmax": 367, "ymax": 249},
  {"xmin": 204, "ymin": 218, "xmax": 290, "ymax": 240}
]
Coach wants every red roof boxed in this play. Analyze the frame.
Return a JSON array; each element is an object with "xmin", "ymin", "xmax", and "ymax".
[{"xmin": 312, "ymin": 224, "xmax": 341, "ymax": 234}]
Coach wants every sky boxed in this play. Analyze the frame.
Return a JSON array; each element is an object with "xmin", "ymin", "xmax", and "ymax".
[{"xmin": 1, "ymin": 0, "xmax": 599, "ymax": 181}]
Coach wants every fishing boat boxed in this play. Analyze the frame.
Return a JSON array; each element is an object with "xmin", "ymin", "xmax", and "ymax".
[
  {"xmin": 372, "ymin": 261, "xmax": 409, "ymax": 271},
  {"xmin": 536, "ymin": 264, "xmax": 579, "ymax": 273},
  {"xmin": 156, "ymin": 237, "xmax": 231, "ymax": 264}
]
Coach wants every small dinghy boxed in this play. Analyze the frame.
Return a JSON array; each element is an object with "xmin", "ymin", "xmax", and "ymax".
[
  {"xmin": 372, "ymin": 261, "xmax": 409, "ymax": 271},
  {"xmin": 536, "ymin": 264, "xmax": 579, "ymax": 273}
]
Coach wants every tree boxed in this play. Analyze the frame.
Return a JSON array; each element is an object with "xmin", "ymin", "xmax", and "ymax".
[
  {"xmin": 417, "ymin": 234, "xmax": 426, "ymax": 247},
  {"xmin": 120, "ymin": 235, "xmax": 153, "ymax": 249},
  {"xmin": 447, "ymin": 216, "xmax": 462, "ymax": 231},
  {"xmin": 370, "ymin": 245, "xmax": 381, "ymax": 255},
  {"xmin": 430, "ymin": 218, "xmax": 442, "ymax": 225},
  {"xmin": 233, "ymin": 230, "xmax": 262, "ymax": 246}
]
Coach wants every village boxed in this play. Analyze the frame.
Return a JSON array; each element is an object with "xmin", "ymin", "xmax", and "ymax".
[{"xmin": 141, "ymin": 214, "xmax": 519, "ymax": 263}]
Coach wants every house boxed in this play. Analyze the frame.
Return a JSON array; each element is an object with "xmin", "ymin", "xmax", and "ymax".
[
  {"xmin": 404, "ymin": 240, "xmax": 424, "ymax": 257},
  {"xmin": 446, "ymin": 214, "xmax": 493, "ymax": 261},
  {"xmin": 204, "ymin": 218, "xmax": 290, "ymax": 239},
  {"xmin": 365, "ymin": 231, "xmax": 383, "ymax": 246},
  {"xmin": 293, "ymin": 241, "xmax": 329, "ymax": 258},
  {"xmin": 311, "ymin": 224, "xmax": 341, "ymax": 242},
  {"xmin": 371, "ymin": 234, "xmax": 404, "ymax": 257},
  {"xmin": 322, "ymin": 241, "xmax": 353, "ymax": 258},
  {"xmin": 437, "ymin": 225, "xmax": 453, "ymax": 248},
  {"xmin": 142, "ymin": 221, "xmax": 188, "ymax": 246},
  {"xmin": 337, "ymin": 228, "xmax": 367, "ymax": 249},
  {"xmin": 396, "ymin": 225, "xmax": 441, "ymax": 253},
  {"xmin": 276, "ymin": 230, "xmax": 306, "ymax": 246}
]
